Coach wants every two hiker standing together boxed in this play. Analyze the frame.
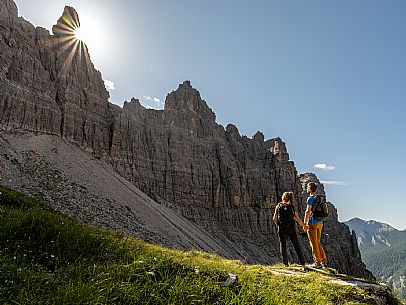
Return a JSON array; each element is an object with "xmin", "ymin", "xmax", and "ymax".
[{"xmin": 273, "ymin": 182, "xmax": 328, "ymax": 268}]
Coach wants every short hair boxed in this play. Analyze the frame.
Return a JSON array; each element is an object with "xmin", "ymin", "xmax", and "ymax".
[
  {"xmin": 308, "ymin": 182, "xmax": 317, "ymax": 192},
  {"xmin": 282, "ymin": 192, "xmax": 293, "ymax": 203}
]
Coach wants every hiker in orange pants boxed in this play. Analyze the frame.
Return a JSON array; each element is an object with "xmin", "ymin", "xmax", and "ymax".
[{"xmin": 303, "ymin": 182, "xmax": 327, "ymax": 268}]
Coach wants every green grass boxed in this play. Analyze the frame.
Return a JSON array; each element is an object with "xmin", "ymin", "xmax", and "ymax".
[{"xmin": 0, "ymin": 185, "xmax": 402, "ymax": 304}]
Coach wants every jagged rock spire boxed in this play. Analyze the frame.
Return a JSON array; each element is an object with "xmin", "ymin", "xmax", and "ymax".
[
  {"xmin": 52, "ymin": 6, "xmax": 80, "ymax": 36},
  {"xmin": 164, "ymin": 81, "xmax": 216, "ymax": 122},
  {"xmin": 0, "ymin": 0, "xmax": 18, "ymax": 20}
]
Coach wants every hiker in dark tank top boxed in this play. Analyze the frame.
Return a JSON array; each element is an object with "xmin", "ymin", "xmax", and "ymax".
[{"xmin": 273, "ymin": 192, "xmax": 306, "ymax": 266}]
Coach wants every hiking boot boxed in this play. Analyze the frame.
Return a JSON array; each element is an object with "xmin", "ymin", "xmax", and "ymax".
[{"xmin": 308, "ymin": 262, "xmax": 322, "ymax": 269}]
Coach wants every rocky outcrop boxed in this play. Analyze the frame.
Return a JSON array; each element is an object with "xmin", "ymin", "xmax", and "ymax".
[{"xmin": 0, "ymin": 0, "xmax": 372, "ymax": 279}]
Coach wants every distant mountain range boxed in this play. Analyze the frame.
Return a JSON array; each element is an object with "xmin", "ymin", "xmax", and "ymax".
[
  {"xmin": 345, "ymin": 217, "xmax": 397, "ymax": 250},
  {"xmin": 345, "ymin": 218, "xmax": 406, "ymax": 300}
]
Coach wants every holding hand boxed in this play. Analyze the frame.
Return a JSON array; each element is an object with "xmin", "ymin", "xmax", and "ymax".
[{"xmin": 303, "ymin": 225, "xmax": 309, "ymax": 233}]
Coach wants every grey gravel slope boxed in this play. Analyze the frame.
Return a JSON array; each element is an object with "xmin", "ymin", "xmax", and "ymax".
[{"xmin": 0, "ymin": 130, "xmax": 238, "ymax": 258}]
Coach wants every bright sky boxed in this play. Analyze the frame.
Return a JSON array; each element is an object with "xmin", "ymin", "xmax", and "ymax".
[{"xmin": 14, "ymin": 0, "xmax": 406, "ymax": 229}]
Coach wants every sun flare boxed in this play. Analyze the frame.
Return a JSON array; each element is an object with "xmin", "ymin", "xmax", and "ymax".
[
  {"xmin": 72, "ymin": 13, "xmax": 104, "ymax": 53},
  {"xmin": 74, "ymin": 27, "xmax": 85, "ymax": 42},
  {"xmin": 52, "ymin": 6, "xmax": 110, "ymax": 75}
]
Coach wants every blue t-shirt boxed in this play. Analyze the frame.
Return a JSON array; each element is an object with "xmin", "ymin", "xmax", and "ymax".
[{"xmin": 307, "ymin": 195, "xmax": 323, "ymax": 225}]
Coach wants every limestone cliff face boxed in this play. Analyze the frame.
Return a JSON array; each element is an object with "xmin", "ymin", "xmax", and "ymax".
[
  {"xmin": 0, "ymin": 1, "xmax": 372, "ymax": 279},
  {"xmin": 0, "ymin": 2, "xmax": 112, "ymax": 156},
  {"xmin": 110, "ymin": 81, "xmax": 299, "ymax": 210}
]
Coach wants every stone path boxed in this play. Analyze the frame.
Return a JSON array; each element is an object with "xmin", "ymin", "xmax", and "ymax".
[{"xmin": 266, "ymin": 265, "xmax": 393, "ymax": 305}]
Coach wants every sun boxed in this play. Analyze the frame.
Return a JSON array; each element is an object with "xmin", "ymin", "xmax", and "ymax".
[
  {"xmin": 52, "ymin": 6, "xmax": 110, "ymax": 74},
  {"xmin": 73, "ymin": 13, "xmax": 104, "ymax": 53},
  {"xmin": 74, "ymin": 27, "xmax": 86, "ymax": 41}
]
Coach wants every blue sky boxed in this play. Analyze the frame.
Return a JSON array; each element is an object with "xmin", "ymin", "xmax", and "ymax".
[{"xmin": 14, "ymin": 0, "xmax": 406, "ymax": 229}]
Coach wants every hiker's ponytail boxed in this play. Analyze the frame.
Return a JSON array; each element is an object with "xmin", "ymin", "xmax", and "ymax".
[{"xmin": 282, "ymin": 192, "xmax": 293, "ymax": 204}]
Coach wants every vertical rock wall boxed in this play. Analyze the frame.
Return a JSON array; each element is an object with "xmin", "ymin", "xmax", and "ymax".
[{"xmin": 0, "ymin": 3, "xmax": 112, "ymax": 156}]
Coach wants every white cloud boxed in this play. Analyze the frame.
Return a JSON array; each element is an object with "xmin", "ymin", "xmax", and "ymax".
[
  {"xmin": 104, "ymin": 79, "xmax": 115, "ymax": 90},
  {"xmin": 142, "ymin": 96, "xmax": 164, "ymax": 109},
  {"xmin": 320, "ymin": 180, "xmax": 349, "ymax": 186},
  {"xmin": 314, "ymin": 163, "xmax": 335, "ymax": 171},
  {"xmin": 144, "ymin": 96, "xmax": 162, "ymax": 104}
]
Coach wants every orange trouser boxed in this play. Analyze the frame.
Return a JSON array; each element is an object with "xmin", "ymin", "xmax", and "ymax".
[{"xmin": 307, "ymin": 223, "xmax": 327, "ymax": 264}]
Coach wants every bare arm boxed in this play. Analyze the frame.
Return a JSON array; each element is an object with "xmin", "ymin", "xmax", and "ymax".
[
  {"xmin": 302, "ymin": 205, "xmax": 312, "ymax": 232},
  {"xmin": 273, "ymin": 205, "xmax": 279, "ymax": 225},
  {"xmin": 294, "ymin": 211, "xmax": 305, "ymax": 227},
  {"xmin": 304, "ymin": 204, "xmax": 312, "ymax": 225}
]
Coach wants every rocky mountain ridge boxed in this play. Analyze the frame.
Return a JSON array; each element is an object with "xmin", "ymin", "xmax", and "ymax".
[
  {"xmin": 346, "ymin": 218, "xmax": 397, "ymax": 248},
  {"xmin": 0, "ymin": 0, "xmax": 372, "ymax": 279}
]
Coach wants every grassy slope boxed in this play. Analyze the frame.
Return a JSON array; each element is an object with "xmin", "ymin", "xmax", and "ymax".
[{"xmin": 0, "ymin": 185, "xmax": 401, "ymax": 305}]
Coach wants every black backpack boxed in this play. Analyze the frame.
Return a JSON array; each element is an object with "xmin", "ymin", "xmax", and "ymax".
[
  {"xmin": 311, "ymin": 195, "xmax": 329, "ymax": 221},
  {"xmin": 277, "ymin": 203, "xmax": 295, "ymax": 228}
]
